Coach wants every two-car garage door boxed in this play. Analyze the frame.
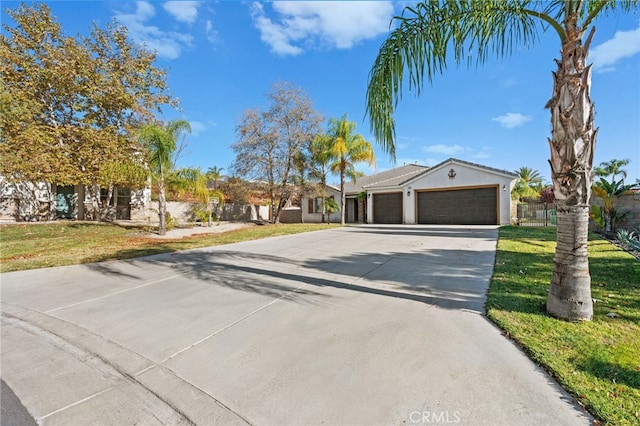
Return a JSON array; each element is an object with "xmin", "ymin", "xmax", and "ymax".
[{"xmin": 417, "ymin": 186, "xmax": 498, "ymax": 225}]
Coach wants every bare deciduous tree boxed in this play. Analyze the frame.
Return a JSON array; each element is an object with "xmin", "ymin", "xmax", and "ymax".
[{"xmin": 232, "ymin": 82, "xmax": 323, "ymax": 223}]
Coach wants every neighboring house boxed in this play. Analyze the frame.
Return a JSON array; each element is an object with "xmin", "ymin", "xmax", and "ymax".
[
  {"xmin": 302, "ymin": 185, "xmax": 342, "ymax": 223},
  {"xmin": 302, "ymin": 158, "xmax": 518, "ymax": 225},
  {"xmin": 0, "ymin": 176, "xmax": 151, "ymax": 222}
]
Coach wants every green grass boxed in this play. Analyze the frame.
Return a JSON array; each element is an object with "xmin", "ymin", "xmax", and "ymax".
[
  {"xmin": 487, "ymin": 226, "xmax": 640, "ymax": 425},
  {"xmin": 0, "ymin": 222, "xmax": 337, "ymax": 273}
]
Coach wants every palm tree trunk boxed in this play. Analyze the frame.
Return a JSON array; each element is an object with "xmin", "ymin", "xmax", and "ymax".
[
  {"xmin": 158, "ymin": 179, "xmax": 167, "ymax": 236},
  {"xmin": 340, "ymin": 167, "xmax": 346, "ymax": 225},
  {"xmin": 545, "ymin": 18, "xmax": 596, "ymax": 321},
  {"xmin": 548, "ymin": 206, "xmax": 592, "ymax": 320}
]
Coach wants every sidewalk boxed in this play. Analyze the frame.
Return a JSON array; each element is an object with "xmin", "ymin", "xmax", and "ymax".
[{"xmin": 139, "ymin": 221, "xmax": 255, "ymax": 239}]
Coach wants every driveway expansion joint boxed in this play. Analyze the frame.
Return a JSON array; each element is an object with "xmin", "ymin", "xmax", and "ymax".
[{"xmin": 1, "ymin": 304, "xmax": 249, "ymax": 425}]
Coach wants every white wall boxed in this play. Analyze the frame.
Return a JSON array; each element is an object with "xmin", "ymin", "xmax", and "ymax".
[
  {"xmin": 301, "ymin": 187, "xmax": 342, "ymax": 223},
  {"xmin": 402, "ymin": 162, "xmax": 515, "ymax": 225}
]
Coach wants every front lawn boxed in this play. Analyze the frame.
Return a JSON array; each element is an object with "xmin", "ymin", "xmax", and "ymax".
[
  {"xmin": 487, "ymin": 226, "xmax": 640, "ymax": 425},
  {"xmin": 0, "ymin": 222, "xmax": 337, "ymax": 273}
]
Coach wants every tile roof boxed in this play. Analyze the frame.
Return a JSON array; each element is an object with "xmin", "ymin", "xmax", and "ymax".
[
  {"xmin": 340, "ymin": 158, "xmax": 517, "ymax": 194},
  {"xmin": 343, "ymin": 164, "xmax": 429, "ymax": 194}
]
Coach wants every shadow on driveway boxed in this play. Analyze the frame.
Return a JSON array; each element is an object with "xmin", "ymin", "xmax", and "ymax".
[{"xmin": 85, "ymin": 227, "xmax": 496, "ymax": 313}]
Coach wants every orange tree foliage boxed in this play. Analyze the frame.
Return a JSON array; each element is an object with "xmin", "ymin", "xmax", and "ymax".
[{"xmin": 0, "ymin": 3, "xmax": 177, "ymax": 186}]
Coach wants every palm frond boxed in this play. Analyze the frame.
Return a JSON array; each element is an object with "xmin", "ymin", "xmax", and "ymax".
[{"xmin": 366, "ymin": 0, "xmax": 549, "ymax": 157}]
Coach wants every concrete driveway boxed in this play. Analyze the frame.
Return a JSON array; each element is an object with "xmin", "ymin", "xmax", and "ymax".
[{"xmin": 1, "ymin": 225, "xmax": 590, "ymax": 425}]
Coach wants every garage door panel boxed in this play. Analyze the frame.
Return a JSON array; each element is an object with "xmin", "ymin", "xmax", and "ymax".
[
  {"xmin": 417, "ymin": 187, "xmax": 497, "ymax": 225},
  {"xmin": 373, "ymin": 193, "xmax": 402, "ymax": 224}
]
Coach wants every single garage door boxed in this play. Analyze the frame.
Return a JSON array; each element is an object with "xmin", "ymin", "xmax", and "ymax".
[
  {"xmin": 373, "ymin": 192, "xmax": 403, "ymax": 224},
  {"xmin": 417, "ymin": 187, "xmax": 497, "ymax": 225}
]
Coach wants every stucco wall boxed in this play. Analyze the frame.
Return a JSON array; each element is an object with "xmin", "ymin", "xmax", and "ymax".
[
  {"xmin": 301, "ymin": 187, "xmax": 342, "ymax": 224},
  {"xmin": 617, "ymin": 192, "xmax": 640, "ymax": 230},
  {"xmin": 401, "ymin": 163, "xmax": 515, "ymax": 225},
  {"xmin": 590, "ymin": 191, "xmax": 640, "ymax": 232},
  {"xmin": 0, "ymin": 178, "xmax": 55, "ymax": 221},
  {"xmin": 146, "ymin": 201, "xmax": 269, "ymax": 224}
]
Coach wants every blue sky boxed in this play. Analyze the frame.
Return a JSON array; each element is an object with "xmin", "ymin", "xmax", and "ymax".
[{"xmin": 3, "ymin": 1, "xmax": 639, "ymax": 184}]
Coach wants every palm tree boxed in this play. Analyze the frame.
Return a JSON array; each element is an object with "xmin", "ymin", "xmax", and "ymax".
[
  {"xmin": 327, "ymin": 115, "xmax": 375, "ymax": 225},
  {"xmin": 310, "ymin": 133, "xmax": 335, "ymax": 223},
  {"xmin": 138, "ymin": 119, "xmax": 191, "ymax": 235},
  {"xmin": 324, "ymin": 197, "xmax": 339, "ymax": 223},
  {"xmin": 366, "ymin": 1, "xmax": 637, "ymax": 321},
  {"xmin": 512, "ymin": 166, "xmax": 544, "ymax": 201},
  {"xmin": 206, "ymin": 166, "xmax": 224, "ymax": 189},
  {"xmin": 594, "ymin": 158, "xmax": 630, "ymax": 183},
  {"xmin": 178, "ymin": 167, "xmax": 224, "ymax": 227},
  {"xmin": 591, "ymin": 177, "xmax": 633, "ymax": 233}
]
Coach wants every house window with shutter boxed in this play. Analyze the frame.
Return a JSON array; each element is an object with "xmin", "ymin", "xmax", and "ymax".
[{"xmin": 308, "ymin": 197, "xmax": 326, "ymax": 213}]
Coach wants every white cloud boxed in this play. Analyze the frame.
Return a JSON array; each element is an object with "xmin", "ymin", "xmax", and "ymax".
[
  {"xmin": 114, "ymin": 1, "xmax": 193, "ymax": 60},
  {"xmin": 251, "ymin": 3, "xmax": 302, "ymax": 56},
  {"xmin": 423, "ymin": 144, "xmax": 465, "ymax": 155},
  {"xmin": 205, "ymin": 20, "xmax": 218, "ymax": 43},
  {"xmin": 163, "ymin": 1, "xmax": 200, "ymax": 24},
  {"xmin": 492, "ymin": 112, "xmax": 532, "ymax": 129},
  {"xmin": 251, "ymin": 1, "xmax": 393, "ymax": 56},
  {"xmin": 189, "ymin": 120, "xmax": 207, "ymax": 136},
  {"xmin": 590, "ymin": 24, "xmax": 640, "ymax": 73}
]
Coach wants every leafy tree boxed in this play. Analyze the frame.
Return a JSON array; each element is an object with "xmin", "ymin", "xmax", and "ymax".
[
  {"xmin": 327, "ymin": 115, "xmax": 375, "ymax": 225},
  {"xmin": 138, "ymin": 120, "xmax": 191, "ymax": 236},
  {"xmin": 232, "ymin": 82, "xmax": 323, "ymax": 223},
  {"xmin": 219, "ymin": 177, "xmax": 251, "ymax": 205},
  {"xmin": 365, "ymin": 0, "xmax": 637, "ymax": 322},
  {"xmin": 97, "ymin": 161, "xmax": 147, "ymax": 220},
  {"xmin": 0, "ymin": 3, "xmax": 176, "ymax": 219},
  {"xmin": 539, "ymin": 187, "xmax": 556, "ymax": 204},
  {"xmin": 594, "ymin": 158, "xmax": 630, "ymax": 183}
]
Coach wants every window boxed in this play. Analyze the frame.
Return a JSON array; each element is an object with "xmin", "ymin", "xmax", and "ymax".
[
  {"xmin": 116, "ymin": 187, "xmax": 131, "ymax": 207},
  {"xmin": 99, "ymin": 186, "xmax": 131, "ymax": 207},
  {"xmin": 308, "ymin": 196, "xmax": 334, "ymax": 213}
]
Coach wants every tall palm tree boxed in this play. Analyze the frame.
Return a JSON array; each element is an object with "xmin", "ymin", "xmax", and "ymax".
[
  {"xmin": 328, "ymin": 115, "xmax": 375, "ymax": 225},
  {"xmin": 594, "ymin": 158, "xmax": 630, "ymax": 183},
  {"xmin": 138, "ymin": 119, "xmax": 191, "ymax": 235},
  {"xmin": 310, "ymin": 133, "xmax": 335, "ymax": 223},
  {"xmin": 366, "ymin": 1, "xmax": 637, "ymax": 321}
]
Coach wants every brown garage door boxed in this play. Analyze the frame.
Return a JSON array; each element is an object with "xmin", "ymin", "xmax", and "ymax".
[
  {"xmin": 417, "ymin": 187, "xmax": 497, "ymax": 225},
  {"xmin": 373, "ymin": 192, "xmax": 403, "ymax": 224}
]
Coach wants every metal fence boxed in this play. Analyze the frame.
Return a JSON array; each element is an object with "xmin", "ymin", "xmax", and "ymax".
[{"xmin": 516, "ymin": 202, "xmax": 557, "ymax": 227}]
